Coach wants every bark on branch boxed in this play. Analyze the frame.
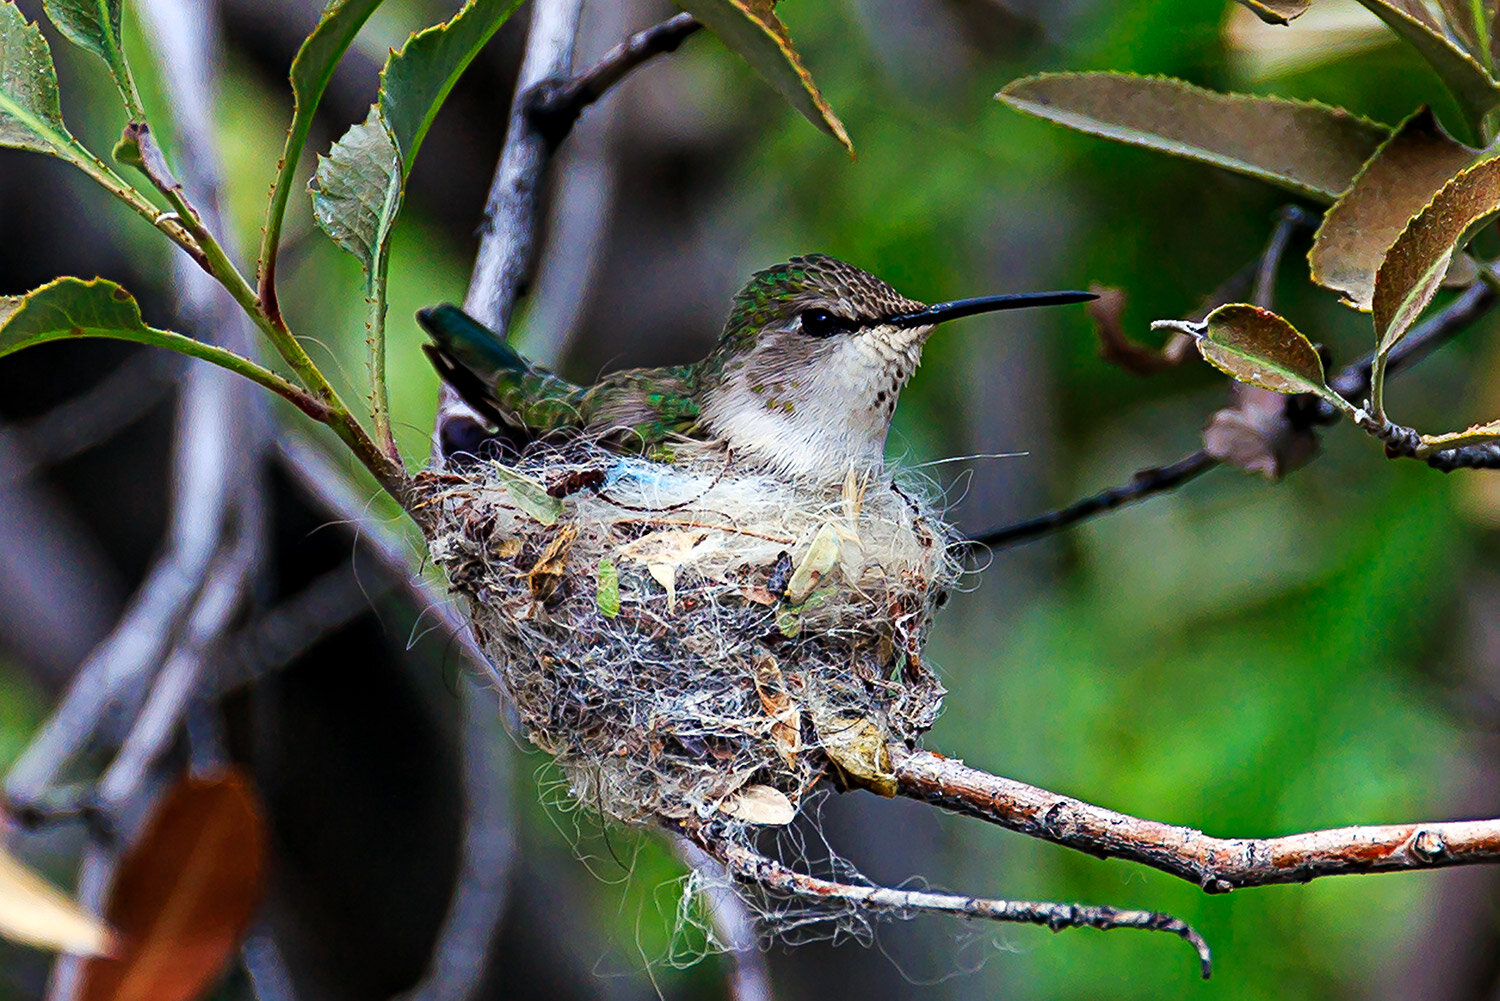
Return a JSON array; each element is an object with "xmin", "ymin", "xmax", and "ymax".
[{"xmin": 892, "ymin": 745, "xmax": 1500, "ymax": 891}]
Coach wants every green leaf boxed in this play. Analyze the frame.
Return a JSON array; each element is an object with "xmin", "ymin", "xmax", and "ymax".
[
  {"xmin": 259, "ymin": 0, "xmax": 386, "ymax": 297},
  {"xmin": 40, "ymin": 0, "xmax": 138, "ymax": 114},
  {"xmin": 1235, "ymin": 0, "xmax": 1311, "ymax": 25},
  {"xmin": 1311, "ymin": 107, "xmax": 1484, "ymax": 311},
  {"xmin": 1187, "ymin": 304, "xmax": 1342, "ymax": 403},
  {"xmin": 998, "ymin": 73, "xmax": 1389, "ymax": 202},
  {"xmin": 381, "ymin": 0, "xmax": 523, "ymax": 168},
  {"xmin": 0, "ymin": 1, "xmax": 87, "ymax": 160},
  {"xmin": 310, "ymin": 109, "xmax": 401, "ymax": 272},
  {"xmin": 674, "ymin": 0, "xmax": 852, "ymax": 155},
  {"xmin": 310, "ymin": 0, "xmax": 521, "ymax": 448},
  {"xmin": 0, "ymin": 277, "xmax": 316, "ymax": 410},
  {"xmin": 1373, "ymin": 156, "xmax": 1500, "ymax": 355},
  {"xmin": 0, "ymin": 276, "xmax": 157, "ymax": 355},
  {"xmin": 1351, "ymin": 1, "xmax": 1500, "ymax": 138},
  {"xmin": 596, "ymin": 558, "xmax": 620, "ymax": 618}
]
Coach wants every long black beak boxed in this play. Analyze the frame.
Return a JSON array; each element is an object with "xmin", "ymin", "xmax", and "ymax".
[{"xmin": 888, "ymin": 290, "xmax": 1097, "ymax": 329}]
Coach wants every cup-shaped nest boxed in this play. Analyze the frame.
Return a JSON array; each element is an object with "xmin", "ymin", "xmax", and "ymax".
[{"xmin": 420, "ymin": 439, "xmax": 957, "ymax": 832}]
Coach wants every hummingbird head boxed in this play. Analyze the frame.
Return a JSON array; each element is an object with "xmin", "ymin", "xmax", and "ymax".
[{"xmin": 696, "ymin": 254, "xmax": 1093, "ymax": 482}]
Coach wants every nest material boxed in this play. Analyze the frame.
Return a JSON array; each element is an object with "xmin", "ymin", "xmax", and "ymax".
[{"xmin": 421, "ymin": 438, "xmax": 957, "ymax": 831}]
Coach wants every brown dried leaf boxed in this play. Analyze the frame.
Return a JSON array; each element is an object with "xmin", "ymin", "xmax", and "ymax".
[
  {"xmin": 1374, "ymin": 156, "xmax": 1500, "ymax": 355},
  {"xmin": 998, "ymin": 73, "xmax": 1389, "ymax": 201},
  {"xmin": 1235, "ymin": 0, "xmax": 1311, "ymax": 24},
  {"xmin": 1089, "ymin": 284, "xmax": 1195, "ymax": 375},
  {"xmin": 1203, "ymin": 386, "xmax": 1321, "ymax": 478},
  {"xmin": 674, "ymin": 0, "xmax": 851, "ymax": 154},
  {"xmin": 79, "ymin": 770, "xmax": 266, "ymax": 1001},
  {"xmin": 0, "ymin": 845, "xmax": 114, "ymax": 956},
  {"xmin": 1311, "ymin": 108, "xmax": 1482, "ymax": 310},
  {"xmin": 527, "ymin": 524, "xmax": 579, "ymax": 602},
  {"xmin": 719, "ymin": 784, "xmax": 796, "ymax": 826},
  {"xmin": 754, "ymin": 657, "xmax": 802, "ymax": 766}
]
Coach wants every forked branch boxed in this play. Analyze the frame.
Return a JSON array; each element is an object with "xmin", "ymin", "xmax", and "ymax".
[{"xmin": 678, "ymin": 821, "xmax": 1213, "ymax": 978}]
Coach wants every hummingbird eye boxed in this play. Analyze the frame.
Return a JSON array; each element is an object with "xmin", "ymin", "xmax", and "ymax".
[{"xmin": 798, "ymin": 308, "xmax": 849, "ymax": 338}]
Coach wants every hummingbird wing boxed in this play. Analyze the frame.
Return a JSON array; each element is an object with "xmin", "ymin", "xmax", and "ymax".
[
  {"xmin": 419, "ymin": 304, "xmax": 705, "ymax": 450},
  {"xmin": 418, "ymin": 304, "xmax": 591, "ymax": 435}
]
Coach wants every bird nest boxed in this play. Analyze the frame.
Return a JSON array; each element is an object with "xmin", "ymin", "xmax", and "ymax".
[{"xmin": 417, "ymin": 437, "xmax": 957, "ymax": 834}]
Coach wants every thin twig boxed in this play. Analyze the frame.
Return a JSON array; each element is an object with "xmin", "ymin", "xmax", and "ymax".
[
  {"xmin": 682, "ymin": 823, "xmax": 1211, "ymax": 979},
  {"xmin": 969, "ymin": 260, "xmax": 1500, "ymax": 550},
  {"xmin": 94, "ymin": 505, "xmax": 259, "ymax": 813},
  {"xmin": 527, "ymin": 13, "xmax": 701, "ymax": 147},
  {"xmin": 892, "ymin": 745, "xmax": 1500, "ymax": 891},
  {"xmin": 966, "ymin": 451, "xmax": 1217, "ymax": 549}
]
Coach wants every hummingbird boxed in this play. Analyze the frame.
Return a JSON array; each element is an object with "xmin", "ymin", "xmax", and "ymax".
[{"xmin": 420, "ymin": 254, "xmax": 1093, "ymax": 483}]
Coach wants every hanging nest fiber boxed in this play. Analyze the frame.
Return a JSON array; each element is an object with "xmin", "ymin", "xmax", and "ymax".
[{"xmin": 418, "ymin": 437, "xmax": 958, "ymax": 833}]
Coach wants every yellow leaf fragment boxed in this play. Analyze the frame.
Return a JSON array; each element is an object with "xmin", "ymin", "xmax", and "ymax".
[
  {"xmin": 785, "ymin": 522, "xmax": 840, "ymax": 604},
  {"xmin": 813, "ymin": 712, "xmax": 896, "ymax": 797},
  {"xmin": 0, "ymin": 845, "xmax": 113, "ymax": 956}
]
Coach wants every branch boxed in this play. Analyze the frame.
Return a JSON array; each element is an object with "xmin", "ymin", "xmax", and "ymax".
[
  {"xmin": 527, "ymin": 13, "xmax": 701, "ymax": 148},
  {"xmin": 970, "ymin": 261, "xmax": 1500, "ymax": 550},
  {"xmin": 679, "ymin": 822, "xmax": 1212, "ymax": 979},
  {"xmin": 892, "ymin": 746, "xmax": 1500, "ymax": 891},
  {"xmin": 966, "ymin": 451, "xmax": 1217, "ymax": 549}
]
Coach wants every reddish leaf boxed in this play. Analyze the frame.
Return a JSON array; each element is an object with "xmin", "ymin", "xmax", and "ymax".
[
  {"xmin": 1194, "ymin": 304, "xmax": 1334, "ymax": 398},
  {"xmin": 1087, "ymin": 284, "xmax": 1195, "ymax": 375},
  {"xmin": 675, "ymin": 0, "xmax": 851, "ymax": 154},
  {"xmin": 1373, "ymin": 156, "xmax": 1500, "ymax": 355},
  {"xmin": 1203, "ymin": 386, "xmax": 1321, "ymax": 479},
  {"xmin": 78, "ymin": 769, "xmax": 267, "ymax": 1001},
  {"xmin": 1311, "ymin": 107, "xmax": 1481, "ymax": 310}
]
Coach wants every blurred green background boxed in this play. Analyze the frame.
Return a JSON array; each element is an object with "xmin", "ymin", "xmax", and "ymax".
[{"xmin": 5, "ymin": 0, "xmax": 1500, "ymax": 998}]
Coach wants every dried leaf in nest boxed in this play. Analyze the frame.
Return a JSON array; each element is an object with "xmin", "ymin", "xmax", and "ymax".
[
  {"xmin": 755, "ymin": 656, "xmax": 803, "ymax": 766},
  {"xmin": 492, "ymin": 464, "xmax": 563, "ymax": 525},
  {"xmin": 617, "ymin": 528, "xmax": 718, "ymax": 610},
  {"xmin": 814, "ymin": 711, "xmax": 897, "ymax": 797},
  {"xmin": 786, "ymin": 522, "xmax": 840, "ymax": 604},
  {"xmin": 719, "ymin": 784, "xmax": 797, "ymax": 826},
  {"xmin": 527, "ymin": 524, "xmax": 579, "ymax": 602}
]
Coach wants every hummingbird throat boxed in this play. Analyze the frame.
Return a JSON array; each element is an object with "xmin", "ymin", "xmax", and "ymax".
[{"xmin": 699, "ymin": 322, "xmax": 929, "ymax": 481}]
